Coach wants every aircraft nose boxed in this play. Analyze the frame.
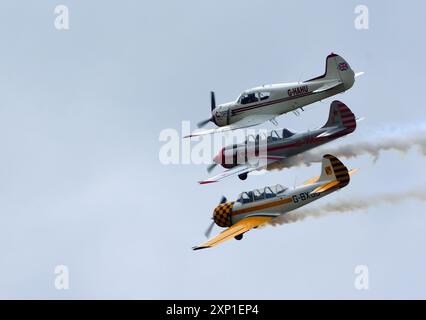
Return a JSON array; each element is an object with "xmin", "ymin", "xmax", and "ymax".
[{"xmin": 213, "ymin": 148, "xmax": 224, "ymax": 164}]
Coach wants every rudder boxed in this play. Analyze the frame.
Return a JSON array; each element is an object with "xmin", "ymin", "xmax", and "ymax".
[
  {"xmin": 318, "ymin": 154, "xmax": 350, "ymax": 189},
  {"xmin": 322, "ymin": 100, "xmax": 356, "ymax": 132}
]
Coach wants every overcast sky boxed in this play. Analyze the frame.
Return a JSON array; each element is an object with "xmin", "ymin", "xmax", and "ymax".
[{"xmin": 0, "ymin": 0, "xmax": 425, "ymax": 299}]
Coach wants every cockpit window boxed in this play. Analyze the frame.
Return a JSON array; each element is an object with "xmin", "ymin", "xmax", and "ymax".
[
  {"xmin": 253, "ymin": 189, "xmax": 264, "ymax": 201},
  {"xmin": 238, "ymin": 192, "xmax": 253, "ymax": 204},
  {"xmin": 240, "ymin": 92, "xmax": 259, "ymax": 105},
  {"xmin": 273, "ymin": 184, "xmax": 287, "ymax": 195},
  {"xmin": 268, "ymin": 130, "xmax": 281, "ymax": 142},
  {"xmin": 237, "ymin": 185, "xmax": 288, "ymax": 205},
  {"xmin": 264, "ymin": 187, "xmax": 275, "ymax": 199},
  {"xmin": 259, "ymin": 92, "xmax": 270, "ymax": 101}
]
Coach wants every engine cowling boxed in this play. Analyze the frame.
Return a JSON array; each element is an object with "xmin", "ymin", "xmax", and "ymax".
[
  {"xmin": 213, "ymin": 202, "xmax": 234, "ymax": 227},
  {"xmin": 214, "ymin": 146, "xmax": 247, "ymax": 169}
]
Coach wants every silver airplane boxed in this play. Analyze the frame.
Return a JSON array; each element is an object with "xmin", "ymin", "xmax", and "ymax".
[
  {"xmin": 187, "ymin": 53, "xmax": 363, "ymax": 138},
  {"xmin": 193, "ymin": 154, "xmax": 357, "ymax": 250},
  {"xmin": 200, "ymin": 100, "xmax": 360, "ymax": 184}
]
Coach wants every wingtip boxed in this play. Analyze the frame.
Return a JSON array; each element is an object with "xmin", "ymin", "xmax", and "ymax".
[
  {"xmin": 198, "ymin": 180, "xmax": 217, "ymax": 185},
  {"xmin": 192, "ymin": 246, "xmax": 210, "ymax": 251}
]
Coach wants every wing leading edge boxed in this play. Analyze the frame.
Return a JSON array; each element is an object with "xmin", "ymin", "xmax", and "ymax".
[
  {"xmin": 192, "ymin": 216, "xmax": 273, "ymax": 250},
  {"xmin": 185, "ymin": 114, "xmax": 278, "ymax": 138}
]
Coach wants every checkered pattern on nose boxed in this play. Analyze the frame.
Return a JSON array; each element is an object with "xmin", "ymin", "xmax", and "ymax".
[{"xmin": 213, "ymin": 202, "xmax": 234, "ymax": 227}]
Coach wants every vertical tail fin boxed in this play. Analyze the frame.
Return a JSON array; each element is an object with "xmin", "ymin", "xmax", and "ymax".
[
  {"xmin": 322, "ymin": 101, "xmax": 356, "ymax": 132},
  {"xmin": 305, "ymin": 53, "xmax": 355, "ymax": 90},
  {"xmin": 318, "ymin": 154, "xmax": 350, "ymax": 189}
]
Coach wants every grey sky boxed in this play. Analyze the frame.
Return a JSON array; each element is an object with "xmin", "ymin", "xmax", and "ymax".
[{"xmin": 0, "ymin": 0, "xmax": 425, "ymax": 299}]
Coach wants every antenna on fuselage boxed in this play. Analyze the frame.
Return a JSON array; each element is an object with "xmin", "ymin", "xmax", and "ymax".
[{"xmin": 297, "ymin": 72, "xmax": 304, "ymax": 84}]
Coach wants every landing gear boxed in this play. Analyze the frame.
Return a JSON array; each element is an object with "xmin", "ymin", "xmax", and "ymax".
[
  {"xmin": 238, "ymin": 173, "xmax": 248, "ymax": 181},
  {"xmin": 234, "ymin": 234, "xmax": 243, "ymax": 241}
]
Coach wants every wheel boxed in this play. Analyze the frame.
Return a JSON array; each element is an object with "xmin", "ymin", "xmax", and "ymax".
[
  {"xmin": 238, "ymin": 173, "xmax": 248, "ymax": 181},
  {"xmin": 234, "ymin": 234, "xmax": 243, "ymax": 241}
]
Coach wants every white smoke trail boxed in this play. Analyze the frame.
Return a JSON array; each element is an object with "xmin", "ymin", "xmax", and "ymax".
[
  {"xmin": 271, "ymin": 123, "xmax": 426, "ymax": 170},
  {"xmin": 267, "ymin": 186, "xmax": 426, "ymax": 226}
]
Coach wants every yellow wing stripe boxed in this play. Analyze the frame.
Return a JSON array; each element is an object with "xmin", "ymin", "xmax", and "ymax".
[{"xmin": 193, "ymin": 216, "xmax": 273, "ymax": 250}]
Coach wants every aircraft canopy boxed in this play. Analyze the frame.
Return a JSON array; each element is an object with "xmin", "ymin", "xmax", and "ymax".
[{"xmin": 237, "ymin": 184, "xmax": 288, "ymax": 204}]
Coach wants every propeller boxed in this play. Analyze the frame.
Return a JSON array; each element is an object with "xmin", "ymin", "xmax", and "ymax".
[
  {"xmin": 197, "ymin": 91, "xmax": 217, "ymax": 128},
  {"xmin": 206, "ymin": 163, "xmax": 217, "ymax": 173},
  {"xmin": 197, "ymin": 117, "xmax": 213, "ymax": 128},
  {"xmin": 204, "ymin": 196, "xmax": 227, "ymax": 238},
  {"xmin": 204, "ymin": 220, "xmax": 215, "ymax": 238},
  {"xmin": 210, "ymin": 91, "xmax": 216, "ymax": 111}
]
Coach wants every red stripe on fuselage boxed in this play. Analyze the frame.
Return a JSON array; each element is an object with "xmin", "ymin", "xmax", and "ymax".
[{"xmin": 265, "ymin": 128, "xmax": 352, "ymax": 153}]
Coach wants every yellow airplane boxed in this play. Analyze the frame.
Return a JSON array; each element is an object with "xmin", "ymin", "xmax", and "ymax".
[{"xmin": 193, "ymin": 154, "xmax": 357, "ymax": 250}]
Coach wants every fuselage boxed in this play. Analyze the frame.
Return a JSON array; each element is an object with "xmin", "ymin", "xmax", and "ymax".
[
  {"xmin": 213, "ymin": 78, "xmax": 353, "ymax": 127},
  {"xmin": 228, "ymin": 181, "xmax": 333, "ymax": 225},
  {"xmin": 216, "ymin": 125, "xmax": 354, "ymax": 169}
]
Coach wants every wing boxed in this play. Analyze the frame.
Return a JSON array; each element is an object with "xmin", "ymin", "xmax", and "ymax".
[
  {"xmin": 185, "ymin": 114, "xmax": 277, "ymax": 138},
  {"xmin": 199, "ymin": 164, "xmax": 257, "ymax": 184},
  {"xmin": 193, "ymin": 216, "xmax": 273, "ymax": 250},
  {"xmin": 199, "ymin": 156, "xmax": 286, "ymax": 184},
  {"xmin": 312, "ymin": 80, "xmax": 343, "ymax": 93}
]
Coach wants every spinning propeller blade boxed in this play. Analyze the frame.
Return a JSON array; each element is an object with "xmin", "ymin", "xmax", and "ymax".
[
  {"xmin": 197, "ymin": 91, "xmax": 217, "ymax": 128},
  {"xmin": 206, "ymin": 163, "xmax": 217, "ymax": 173},
  {"xmin": 211, "ymin": 91, "xmax": 216, "ymax": 111},
  {"xmin": 197, "ymin": 117, "xmax": 213, "ymax": 128},
  {"xmin": 204, "ymin": 220, "xmax": 215, "ymax": 238},
  {"xmin": 219, "ymin": 196, "xmax": 227, "ymax": 204}
]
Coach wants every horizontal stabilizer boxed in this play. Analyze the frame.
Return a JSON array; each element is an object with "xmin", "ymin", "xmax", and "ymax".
[
  {"xmin": 304, "ymin": 168, "xmax": 358, "ymax": 187},
  {"xmin": 310, "ymin": 180, "xmax": 340, "ymax": 194},
  {"xmin": 316, "ymin": 126, "xmax": 345, "ymax": 138},
  {"xmin": 355, "ymin": 72, "xmax": 365, "ymax": 78},
  {"xmin": 348, "ymin": 168, "xmax": 358, "ymax": 176},
  {"xmin": 303, "ymin": 175, "xmax": 320, "ymax": 186},
  {"xmin": 313, "ymin": 80, "xmax": 342, "ymax": 93}
]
